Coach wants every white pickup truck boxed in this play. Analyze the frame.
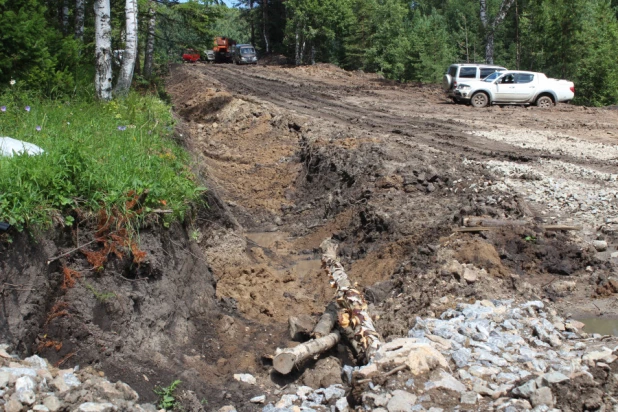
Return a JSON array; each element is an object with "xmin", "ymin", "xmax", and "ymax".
[{"xmin": 454, "ymin": 70, "xmax": 575, "ymax": 108}]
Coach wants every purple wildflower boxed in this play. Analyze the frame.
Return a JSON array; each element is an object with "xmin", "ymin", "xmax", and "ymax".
[
  {"xmin": 118, "ymin": 126, "xmax": 127, "ymax": 131},
  {"xmin": 0, "ymin": 106, "xmax": 6, "ymax": 112},
  {"xmin": 25, "ymin": 106, "xmax": 31, "ymax": 112},
  {"xmin": 36, "ymin": 126, "xmax": 42, "ymax": 131}
]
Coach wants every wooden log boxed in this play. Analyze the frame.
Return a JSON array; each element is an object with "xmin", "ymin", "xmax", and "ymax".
[
  {"xmin": 273, "ymin": 330, "xmax": 340, "ymax": 375},
  {"xmin": 463, "ymin": 217, "xmax": 529, "ymax": 227},
  {"xmin": 453, "ymin": 226, "xmax": 500, "ymax": 232},
  {"xmin": 312, "ymin": 302, "xmax": 337, "ymax": 338},
  {"xmin": 454, "ymin": 224, "xmax": 582, "ymax": 233},
  {"xmin": 320, "ymin": 238, "xmax": 382, "ymax": 361},
  {"xmin": 543, "ymin": 225, "xmax": 582, "ymax": 231}
]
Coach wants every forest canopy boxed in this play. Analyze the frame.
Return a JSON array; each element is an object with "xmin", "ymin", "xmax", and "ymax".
[{"xmin": 1, "ymin": 0, "xmax": 617, "ymax": 105}]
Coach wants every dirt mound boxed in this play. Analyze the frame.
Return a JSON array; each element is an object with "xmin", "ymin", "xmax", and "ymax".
[
  {"xmin": 454, "ymin": 238, "xmax": 507, "ymax": 276},
  {"xmin": 257, "ymin": 53, "xmax": 289, "ymax": 66}
]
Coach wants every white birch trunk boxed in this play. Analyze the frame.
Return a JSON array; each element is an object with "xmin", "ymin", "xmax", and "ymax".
[
  {"xmin": 262, "ymin": 0, "xmax": 270, "ymax": 53},
  {"xmin": 62, "ymin": 0, "xmax": 70, "ymax": 35},
  {"xmin": 320, "ymin": 238, "xmax": 382, "ymax": 362},
  {"xmin": 143, "ymin": 1, "xmax": 156, "ymax": 79},
  {"xmin": 295, "ymin": 27, "xmax": 300, "ymax": 66},
  {"xmin": 300, "ymin": 37, "xmax": 306, "ymax": 65},
  {"xmin": 75, "ymin": 0, "xmax": 85, "ymax": 41},
  {"xmin": 115, "ymin": 0, "xmax": 138, "ymax": 96},
  {"xmin": 273, "ymin": 330, "xmax": 340, "ymax": 375},
  {"xmin": 95, "ymin": 0, "xmax": 113, "ymax": 101},
  {"xmin": 479, "ymin": 0, "xmax": 515, "ymax": 64}
]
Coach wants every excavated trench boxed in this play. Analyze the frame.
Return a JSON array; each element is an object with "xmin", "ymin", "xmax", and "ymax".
[{"xmin": 2, "ymin": 63, "xmax": 618, "ymax": 411}]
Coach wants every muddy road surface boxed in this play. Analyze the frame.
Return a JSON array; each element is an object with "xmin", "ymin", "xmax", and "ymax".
[{"xmin": 165, "ymin": 62, "xmax": 618, "ymax": 408}]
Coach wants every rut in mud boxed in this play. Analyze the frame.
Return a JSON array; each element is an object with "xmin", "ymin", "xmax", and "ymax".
[{"xmin": 1, "ymin": 62, "xmax": 618, "ymax": 411}]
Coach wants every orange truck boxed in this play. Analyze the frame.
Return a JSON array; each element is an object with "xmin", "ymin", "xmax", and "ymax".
[{"xmin": 213, "ymin": 37, "xmax": 236, "ymax": 63}]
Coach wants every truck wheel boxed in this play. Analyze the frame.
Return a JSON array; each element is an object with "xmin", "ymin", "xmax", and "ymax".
[
  {"xmin": 471, "ymin": 92, "xmax": 489, "ymax": 108},
  {"xmin": 536, "ymin": 95, "xmax": 554, "ymax": 108},
  {"xmin": 442, "ymin": 74, "xmax": 453, "ymax": 91}
]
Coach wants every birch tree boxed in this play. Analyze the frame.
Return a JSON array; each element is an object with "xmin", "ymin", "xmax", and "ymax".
[
  {"xmin": 262, "ymin": 0, "xmax": 270, "ymax": 52},
  {"xmin": 479, "ymin": 0, "xmax": 515, "ymax": 64},
  {"xmin": 62, "ymin": 0, "xmax": 70, "ymax": 35},
  {"xmin": 143, "ymin": 0, "xmax": 156, "ymax": 79},
  {"xmin": 75, "ymin": 0, "xmax": 85, "ymax": 41},
  {"xmin": 115, "ymin": 0, "xmax": 138, "ymax": 95},
  {"xmin": 95, "ymin": 0, "xmax": 113, "ymax": 100}
]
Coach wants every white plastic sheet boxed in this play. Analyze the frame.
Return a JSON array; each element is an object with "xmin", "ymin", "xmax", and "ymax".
[{"xmin": 0, "ymin": 137, "xmax": 45, "ymax": 157}]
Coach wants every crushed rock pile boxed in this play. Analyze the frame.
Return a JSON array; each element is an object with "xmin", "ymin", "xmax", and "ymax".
[
  {"xmin": 265, "ymin": 300, "xmax": 618, "ymax": 411},
  {"xmin": 0, "ymin": 345, "xmax": 161, "ymax": 412}
]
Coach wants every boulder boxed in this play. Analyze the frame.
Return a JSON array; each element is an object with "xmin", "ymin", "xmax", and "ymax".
[
  {"xmin": 405, "ymin": 343, "xmax": 449, "ymax": 375},
  {"xmin": 386, "ymin": 390, "xmax": 417, "ymax": 412}
]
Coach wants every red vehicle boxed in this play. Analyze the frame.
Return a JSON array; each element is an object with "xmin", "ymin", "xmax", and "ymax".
[{"xmin": 182, "ymin": 48, "xmax": 200, "ymax": 63}]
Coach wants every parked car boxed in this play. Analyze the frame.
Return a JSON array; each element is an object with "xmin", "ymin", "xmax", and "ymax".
[
  {"xmin": 454, "ymin": 70, "xmax": 575, "ymax": 108},
  {"xmin": 233, "ymin": 44, "xmax": 258, "ymax": 65},
  {"xmin": 202, "ymin": 50, "xmax": 215, "ymax": 63},
  {"xmin": 182, "ymin": 49, "xmax": 200, "ymax": 63},
  {"xmin": 443, "ymin": 64, "xmax": 507, "ymax": 101}
]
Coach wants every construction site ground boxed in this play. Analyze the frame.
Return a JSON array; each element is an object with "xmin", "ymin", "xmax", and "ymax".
[
  {"xmin": 3, "ymin": 62, "xmax": 618, "ymax": 412},
  {"xmin": 166, "ymin": 62, "xmax": 618, "ymax": 408}
]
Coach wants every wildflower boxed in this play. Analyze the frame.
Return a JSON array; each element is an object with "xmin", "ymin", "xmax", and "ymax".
[
  {"xmin": 118, "ymin": 126, "xmax": 127, "ymax": 131},
  {"xmin": 25, "ymin": 106, "xmax": 31, "ymax": 112},
  {"xmin": 0, "ymin": 106, "xmax": 5, "ymax": 112},
  {"xmin": 9, "ymin": 79, "xmax": 15, "ymax": 86},
  {"xmin": 36, "ymin": 126, "xmax": 42, "ymax": 131}
]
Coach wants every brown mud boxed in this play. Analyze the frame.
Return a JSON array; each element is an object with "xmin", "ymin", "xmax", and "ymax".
[{"xmin": 2, "ymin": 62, "xmax": 618, "ymax": 410}]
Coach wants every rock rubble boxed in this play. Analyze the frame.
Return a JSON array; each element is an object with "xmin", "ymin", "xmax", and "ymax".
[
  {"xmin": 0, "ymin": 345, "xmax": 160, "ymax": 412},
  {"xmin": 264, "ymin": 299, "xmax": 618, "ymax": 411}
]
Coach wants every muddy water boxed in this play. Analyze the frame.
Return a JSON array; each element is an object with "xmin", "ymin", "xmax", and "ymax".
[
  {"xmin": 246, "ymin": 231, "xmax": 289, "ymax": 249},
  {"xmin": 578, "ymin": 318, "xmax": 618, "ymax": 336}
]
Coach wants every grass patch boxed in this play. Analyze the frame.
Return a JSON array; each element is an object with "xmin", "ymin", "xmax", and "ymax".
[
  {"xmin": 154, "ymin": 379, "xmax": 182, "ymax": 410},
  {"xmin": 84, "ymin": 283, "xmax": 116, "ymax": 302},
  {"xmin": 0, "ymin": 90, "xmax": 204, "ymax": 230}
]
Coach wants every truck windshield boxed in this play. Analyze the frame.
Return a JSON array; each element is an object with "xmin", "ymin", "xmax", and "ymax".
[
  {"xmin": 241, "ymin": 47, "xmax": 255, "ymax": 55},
  {"xmin": 483, "ymin": 72, "xmax": 503, "ymax": 82}
]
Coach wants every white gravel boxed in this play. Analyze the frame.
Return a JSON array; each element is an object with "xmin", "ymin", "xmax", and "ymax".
[{"xmin": 470, "ymin": 128, "xmax": 618, "ymax": 163}]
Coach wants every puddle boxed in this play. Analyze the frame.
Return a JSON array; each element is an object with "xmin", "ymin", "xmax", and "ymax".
[
  {"xmin": 246, "ymin": 231, "xmax": 288, "ymax": 249},
  {"xmin": 289, "ymin": 259, "xmax": 322, "ymax": 278},
  {"xmin": 577, "ymin": 318, "xmax": 618, "ymax": 336}
]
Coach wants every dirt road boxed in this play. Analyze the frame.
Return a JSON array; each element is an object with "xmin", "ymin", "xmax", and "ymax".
[{"xmin": 166, "ymin": 62, "xmax": 618, "ymax": 409}]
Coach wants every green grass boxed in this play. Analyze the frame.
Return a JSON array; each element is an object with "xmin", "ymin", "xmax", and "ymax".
[
  {"xmin": 0, "ymin": 90, "xmax": 204, "ymax": 230},
  {"xmin": 154, "ymin": 379, "xmax": 182, "ymax": 410}
]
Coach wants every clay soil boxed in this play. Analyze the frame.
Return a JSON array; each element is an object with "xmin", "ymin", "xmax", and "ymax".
[{"xmin": 2, "ymin": 62, "xmax": 618, "ymax": 411}]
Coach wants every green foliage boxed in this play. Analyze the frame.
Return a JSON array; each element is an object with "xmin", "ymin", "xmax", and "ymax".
[
  {"xmin": 0, "ymin": 90, "xmax": 204, "ymax": 230},
  {"xmin": 156, "ymin": 0, "xmax": 219, "ymax": 61},
  {"xmin": 85, "ymin": 283, "xmax": 116, "ymax": 302},
  {"xmin": 212, "ymin": 5, "xmax": 251, "ymax": 44},
  {"xmin": 571, "ymin": 0, "xmax": 618, "ymax": 106},
  {"xmin": 154, "ymin": 379, "xmax": 182, "ymax": 410},
  {"xmin": 0, "ymin": 0, "xmax": 80, "ymax": 95},
  {"xmin": 407, "ymin": 11, "xmax": 457, "ymax": 82}
]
